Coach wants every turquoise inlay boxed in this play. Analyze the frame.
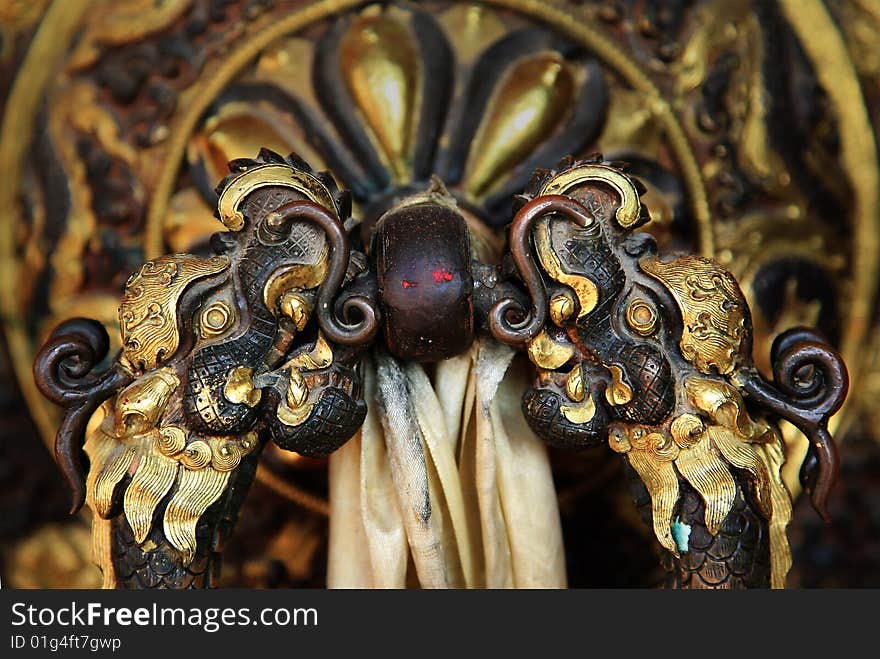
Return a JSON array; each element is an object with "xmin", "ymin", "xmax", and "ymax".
[{"xmin": 671, "ymin": 518, "xmax": 692, "ymax": 553}]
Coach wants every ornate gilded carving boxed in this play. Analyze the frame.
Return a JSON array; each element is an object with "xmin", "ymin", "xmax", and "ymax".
[
  {"xmin": 217, "ymin": 163, "xmax": 338, "ymax": 231},
  {"xmin": 35, "ymin": 152, "xmax": 376, "ymax": 588},
  {"xmin": 533, "ymin": 218, "xmax": 600, "ymax": 319},
  {"xmin": 641, "ymin": 255, "xmax": 748, "ymax": 376},
  {"xmin": 626, "ymin": 298, "xmax": 658, "ymax": 337},
  {"xmin": 119, "ymin": 255, "xmax": 230, "ymax": 372},
  {"xmin": 495, "ymin": 159, "xmax": 847, "ymax": 589}
]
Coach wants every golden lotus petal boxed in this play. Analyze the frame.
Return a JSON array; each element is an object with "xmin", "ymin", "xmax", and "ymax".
[
  {"xmin": 163, "ymin": 467, "xmax": 230, "ymax": 564},
  {"xmin": 189, "ymin": 100, "xmax": 323, "ymax": 193},
  {"xmin": 123, "ymin": 449, "xmax": 178, "ymax": 544},
  {"xmin": 464, "ymin": 52, "xmax": 575, "ymax": 198},
  {"xmin": 179, "ymin": 439, "xmax": 212, "ymax": 470},
  {"xmin": 340, "ymin": 8, "xmax": 418, "ymax": 183},
  {"xmin": 674, "ymin": 433, "xmax": 737, "ymax": 535},
  {"xmin": 628, "ymin": 448, "xmax": 680, "ymax": 555}
]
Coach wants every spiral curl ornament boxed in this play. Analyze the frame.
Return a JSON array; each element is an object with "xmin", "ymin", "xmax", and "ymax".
[
  {"xmin": 739, "ymin": 327, "xmax": 849, "ymax": 520},
  {"xmin": 269, "ymin": 200, "xmax": 379, "ymax": 346},
  {"xmin": 489, "ymin": 195, "xmax": 594, "ymax": 346},
  {"xmin": 32, "ymin": 318, "xmax": 133, "ymax": 513}
]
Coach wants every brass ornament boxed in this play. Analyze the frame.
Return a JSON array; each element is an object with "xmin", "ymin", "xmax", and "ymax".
[
  {"xmin": 119, "ymin": 255, "xmax": 230, "ymax": 372},
  {"xmin": 9, "ymin": 0, "xmax": 861, "ymax": 592},
  {"xmin": 533, "ymin": 218, "xmax": 599, "ymax": 319},
  {"xmin": 604, "ymin": 365, "xmax": 633, "ymax": 407},
  {"xmin": 526, "ymin": 330, "xmax": 574, "ymax": 371},
  {"xmin": 200, "ymin": 301, "xmax": 234, "ymax": 338},
  {"xmin": 223, "ymin": 366, "xmax": 262, "ymax": 408},
  {"xmin": 113, "ymin": 368, "xmax": 180, "ymax": 437},
  {"xmin": 549, "ymin": 290, "xmax": 575, "ymax": 326},
  {"xmin": 561, "ymin": 395, "xmax": 596, "ymax": 425},
  {"xmin": 279, "ymin": 293, "xmax": 311, "ymax": 331},
  {"xmin": 163, "ymin": 467, "xmax": 231, "ymax": 565},
  {"xmin": 565, "ymin": 366, "xmax": 585, "ymax": 403},
  {"xmin": 123, "ymin": 449, "xmax": 178, "ymax": 544},
  {"xmin": 179, "ymin": 440, "xmax": 213, "ymax": 470},
  {"xmin": 278, "ymin": 368, "xmax": 314, "ymax": 427},
  {"xmin": 538, "ymin": 163, "xmax": 641, "ymax": 230},
  {"xmin": 216, "ymin": 163, "xmax": 337, "ymax": 231},
  {"xmin": 286, "ymin": 334, "xmax": 334, "ymax": 372},
  {"xmin": 287, "ymin": 369, "xmax": 309, "ymax": 409},
  {"xmin": 641, "ymin": 255, "xmax": 748, "ymax": 375},
  {"xmin": 670, "ymin": 413, "xmax": 704, "ymax": 449},
  {"xmin": 263, "ymin": 250, "xmax": 329, "ymax": 314},
  {"xmin": 626, "ymin": 298, "xmax": 658, "ymax": 337},
  {"xmin": 156, "ymin": 426, "xmax": 187, "ymax": 457}
]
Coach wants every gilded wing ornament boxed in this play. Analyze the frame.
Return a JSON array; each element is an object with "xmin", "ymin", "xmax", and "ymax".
[
  {"xmin": 489, "ymin": 158, "xmax": 848, "ymax": 588},
  {"xmin": 35, "ymin": 152, "xmax": 379, "ymax": 587}
]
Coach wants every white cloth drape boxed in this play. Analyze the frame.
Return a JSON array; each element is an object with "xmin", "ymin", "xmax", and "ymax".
[{"xmin": 327, "ymin": 338, "xmax": 566, "ymax": 588}]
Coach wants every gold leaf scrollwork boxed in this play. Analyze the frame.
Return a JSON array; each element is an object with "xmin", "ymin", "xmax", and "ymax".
[
  {"xmin": 179, "ymin": 440, "xmax": 212, "ymax": 470},
  {"xmin": 119, "ymin": 254, "xmax": 230, "ymax": 372},
  {"xmin": 641, "ymin": 255, "xmax": 748, "ymax": 375},
  {"xmin": 123, "ymin": 449, "xmax": 179, "ymax": 544},
  {"xmin": 156, "ymin": 426, "xmax": 187, "ymax": 457}
]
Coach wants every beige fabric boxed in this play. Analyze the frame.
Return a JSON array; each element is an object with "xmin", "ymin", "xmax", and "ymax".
[{"xmin": 327, "ymin": 339, "xmax": 566, "ymax": 588}]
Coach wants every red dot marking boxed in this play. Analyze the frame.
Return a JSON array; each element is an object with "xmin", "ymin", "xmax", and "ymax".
[
  {"xmin": 402, "ymin": 279, "xmax": 418, "ymax": 289},
  {"xmin": 432, "ymin": 268, "xmax": 454, "ymax": 284}
]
